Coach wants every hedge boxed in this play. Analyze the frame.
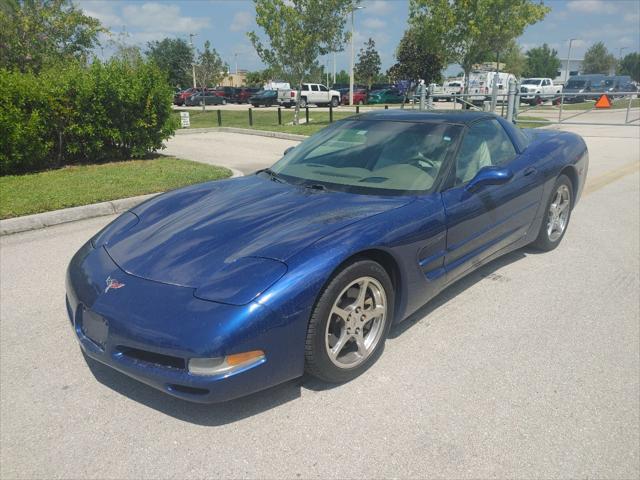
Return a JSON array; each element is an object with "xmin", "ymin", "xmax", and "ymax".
[{"xmin": 0, "ymin": 59, "xmax": 177, "ymax": 175}]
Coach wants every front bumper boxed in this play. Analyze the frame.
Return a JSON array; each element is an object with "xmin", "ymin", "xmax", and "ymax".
[{"xmin": 66, "ymin": 242, "xmax": 302, "ymax": 403}]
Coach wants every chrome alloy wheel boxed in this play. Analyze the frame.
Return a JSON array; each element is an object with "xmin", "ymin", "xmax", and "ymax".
[
  {"xmin": 325, "ymin": 276, "xmax": 387, "ymax": 369},
  {"xmin": 547, "ymin": 184, "xmax": 571, "ymax": 242}
]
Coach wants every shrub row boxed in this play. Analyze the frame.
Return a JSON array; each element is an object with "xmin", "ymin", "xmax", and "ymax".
[{"xmin": 0, "ymin": 59, "xmax": 177, "ymax": 175}]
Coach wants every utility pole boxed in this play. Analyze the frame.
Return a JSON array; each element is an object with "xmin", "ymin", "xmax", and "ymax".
[
  {"xmin": 189, "ymin": 33, "xmax": 198, "ymax": 89},
  {"xmin": 234, "ymin": 52, "xmax": 238, "ymax": 75},
  {"xmin": 349, "ymin": 5, "xmax": 363, "ymax": 106},
  {"xmin": 565, "ymin": 38, "xmax": 577, "ymax": 84},
  {"xmin": 333, "ymin": 52, "xmax": 336, "ymax": 85}
]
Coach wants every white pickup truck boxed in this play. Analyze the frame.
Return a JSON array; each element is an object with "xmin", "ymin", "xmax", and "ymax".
[
  {"xmin": 520, "ymin": 78, "xmax": 562, "ymax": 105},
  {"xmin": 298, "ymin": 83, "xmax": 342, "ymax": 108}
]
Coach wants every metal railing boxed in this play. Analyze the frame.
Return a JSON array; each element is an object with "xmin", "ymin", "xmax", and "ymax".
[{"xmin": 421, "ymin": 81, "xmax": 639, "ymax": 127}]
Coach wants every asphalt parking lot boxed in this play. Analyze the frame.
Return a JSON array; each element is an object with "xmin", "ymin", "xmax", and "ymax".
[{"xmin": 1, "ymin": 125, "xmax": 638, "ymax": 479}]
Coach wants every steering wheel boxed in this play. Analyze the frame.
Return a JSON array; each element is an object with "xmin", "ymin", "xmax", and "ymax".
[{"xmin": 408, "ymin": 152, "xmax": 439, "ymax": 171}]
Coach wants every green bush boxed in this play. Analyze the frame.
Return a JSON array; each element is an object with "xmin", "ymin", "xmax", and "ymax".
[{"xmin": 0, "ymin": 59, "xmax": 177, "ymax": 175}]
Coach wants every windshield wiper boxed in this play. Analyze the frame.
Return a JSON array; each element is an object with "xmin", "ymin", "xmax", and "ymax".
[
  {"xmin": 304, "ymin": 183, "xmax": 328, "ymax": 192},
  {"xmin": 256, "ymin": 168, "xmax": 285, "ymax": 183}
]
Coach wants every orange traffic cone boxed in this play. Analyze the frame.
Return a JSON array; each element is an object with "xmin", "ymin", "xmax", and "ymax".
[{"xmin": 595, "ymin": 94, "xmax": 612, "ymax": 109}]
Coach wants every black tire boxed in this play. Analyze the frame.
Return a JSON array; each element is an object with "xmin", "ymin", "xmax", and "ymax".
[
  {"xmin": 357, "ymin": 100, "xmax": 364, "ymax": 105},
  {"xmin": 299, "ymin": 97, "xmax": 307, "ymax": 108},
  {"xmin": 531, "ymin": 175, "xmax": 573, "ymax": 251},
  {"xmin": 330, "ymin": 97, "xmax": 339, "ymax": 108},
  {"xmin": 305, "ymin": 259, "xmax": 394, "ymax": 383},
  {"xmin": 221, "ymin": 99, "xmax": 226, "ymax": 105}
]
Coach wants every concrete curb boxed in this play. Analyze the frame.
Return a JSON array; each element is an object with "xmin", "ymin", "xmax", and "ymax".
[
  {"xmin": 175, "ymin": 126, "xmax": 308, "ymax": 141},
  {"xmin": 0, "ymin": 168, "xmax": 244, "ymax": 237}
]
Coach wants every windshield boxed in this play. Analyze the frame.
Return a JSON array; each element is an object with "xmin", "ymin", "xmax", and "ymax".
[
  {"xmin": 270, "ymin": 119, "xmax": 462, "ymax": 195},
  {"xmin": 566, "ymin": 80, "xmax": 586, "ymax": 88},
  {"xmin": 522, "ymin": 79, "xmax": 541, "ymax": 85}
]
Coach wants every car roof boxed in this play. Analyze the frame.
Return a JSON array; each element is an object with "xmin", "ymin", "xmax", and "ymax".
[{"xmin": 348, "ymin": 109, "xmax": 497, "ymax": 126}]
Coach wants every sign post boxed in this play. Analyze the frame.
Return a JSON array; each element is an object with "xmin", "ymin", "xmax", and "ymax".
[{"xmin": 180, "ymin": 111, "xmax": 190, "ymax": 128}]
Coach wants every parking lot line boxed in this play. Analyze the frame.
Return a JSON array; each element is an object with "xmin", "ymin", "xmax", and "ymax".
[{"xmin": 584, "ymin": 160, "xmax": 640, "ymax": 196}]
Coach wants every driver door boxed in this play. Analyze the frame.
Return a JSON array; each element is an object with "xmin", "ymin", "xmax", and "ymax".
[{"xmin": 441, "ymin": 119, "xmax": 540, "ymax": 283}]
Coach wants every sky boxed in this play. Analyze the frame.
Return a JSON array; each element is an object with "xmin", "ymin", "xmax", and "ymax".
[{"xmin": 76, "ymin": 0, "xmax": 640, "ymax": 77}]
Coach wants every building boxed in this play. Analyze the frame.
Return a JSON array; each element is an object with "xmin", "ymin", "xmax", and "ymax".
[
  {"xmin": 220, "ymin": 70, "xmax": 248, "ymax": 87},
  {"xmin": 553, "ymin": 58, "xmax": 584, "ymax": 84}
]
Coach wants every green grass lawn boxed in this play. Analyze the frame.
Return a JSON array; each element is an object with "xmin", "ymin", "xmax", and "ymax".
[
  {"xmin": 175, "ymin": 108, "xmax": 354, "ymax": 135},
  {"xmin": 515, "ymin": 115, "xmax": 551, "ymax": 128},
  {"xmin": 0, "ymin": 156, "xmax": 231, "ymax": 219},
  {"xmin": 175, "ymin": 105, "xmax": 547, "ymax": 135}
]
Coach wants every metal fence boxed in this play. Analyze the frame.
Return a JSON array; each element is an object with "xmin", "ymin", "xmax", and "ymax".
[{"xmin": 424, "ymin": 80, "xmax": 639, "ymax": 127}]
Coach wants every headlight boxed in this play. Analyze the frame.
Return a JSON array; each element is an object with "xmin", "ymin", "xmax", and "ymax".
[{"xmin": 189, "ymin": 350, "xmax": 265, "ymax": 376}]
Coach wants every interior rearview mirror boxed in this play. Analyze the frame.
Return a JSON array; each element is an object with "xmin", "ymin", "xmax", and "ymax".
[{"xmin": 465, "ymin": 166, "xmax": 513, "ymax": 193}]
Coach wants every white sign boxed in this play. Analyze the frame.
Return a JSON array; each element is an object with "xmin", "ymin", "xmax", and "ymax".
[{"xmin": 180, "ymin": 111, "xmax": 190, "ymax": 128}]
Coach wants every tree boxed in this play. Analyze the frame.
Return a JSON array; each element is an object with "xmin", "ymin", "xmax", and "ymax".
[
  {"xmin": 501, "ymin": 39, "xmax": 526, "ymax": 77},
  {"xmin": 523, "ymin": 43, "xmax": 560, "ymax": 78},
  {"xmin": 0, "ymin": 0, "xmax": 104, "ymax": 72},
  {"xmin": 618, "ymin": 52, "xmax": 640, "ymax": 82},
  {"xmin": 146, "ymin": 38, "xmax": 194, "ymax": 89},
  {"xmin": 409, "ymin": 0, "xmax": 549, "ymax": 92},
  {"xmin": 334, "ymin": 69, "xmax": 350, "ymax": 85},
  {"xmin": 249, "ymin": 0, "xmax": 354, "ymax": 124},
  {"xmin": 583, "ymin": 42, "xmax": 616, "ymax": 74},
  {"xmin": 354, "ymin": 38, "xmax": 381, "ymax": 89},
  {"xmin": 389, "ymin": 27, "xmax": 445, "ymax": 106},
  {"xmin": 194, "ymin": 41, "xmax": 227, "ymax": 109}
]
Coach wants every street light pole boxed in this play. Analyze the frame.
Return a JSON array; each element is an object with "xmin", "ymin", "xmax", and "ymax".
[
  {"xmin": 349, "ymin": 5, "xmax": 363, "ymax": 106},
  {"xmin": 565, "ymin": 38, "xmax": 576, "ymax": 84},
  {"xmin": 189, "ymin": 33, "xmax": 198, "ymax": 89}
]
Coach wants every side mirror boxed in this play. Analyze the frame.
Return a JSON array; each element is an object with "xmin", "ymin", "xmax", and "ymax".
[
  {"xmin": 284, "ymin": 146, "xmax": 295, "ymax": 156},
  {"xmin": 465, "ymin": 166, "xmax": 513, "ymax": 193}
]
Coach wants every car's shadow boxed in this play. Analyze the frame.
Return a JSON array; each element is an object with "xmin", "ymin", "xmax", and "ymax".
[{"xmin": 84, "ymin": 246, "xmax": 539, "ymax": 425}]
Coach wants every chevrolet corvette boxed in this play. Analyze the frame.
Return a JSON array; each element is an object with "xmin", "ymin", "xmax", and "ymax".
[{"xmin": 66, "ymin": 110, "xmax": 588, "ymax": 403}]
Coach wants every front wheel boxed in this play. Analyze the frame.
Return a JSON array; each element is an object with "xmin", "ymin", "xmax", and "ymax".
[
  {"xmin": 531, "ymin": 175, "xmax": 573, "ymax": 251},
  {"xmin": 221, "ymin": 99, "xmax": 226, "ymax": 105},
  {"xmin": 305, "ymin": 260, "xmax": 394, "ymax": 383}
]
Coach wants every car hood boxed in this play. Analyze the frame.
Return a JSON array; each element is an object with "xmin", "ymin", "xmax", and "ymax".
[{"xmin": 104, "ymin": 175, "xmax": 412, "ymax": 288}]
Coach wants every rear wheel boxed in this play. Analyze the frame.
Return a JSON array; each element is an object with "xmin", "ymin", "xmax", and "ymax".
[
  {"xmin": 532, "ymin": 175, "xmax": 573, "ymax": 251},
  {"xmin": 330, "ymin": 97, "xmax": 339, "ymax": 108},
  {"xmin": 305, "ymin": 260, "xmax": 394, "ymax": 383},
  {"xmin": 299, "ymin": 97, "xmax": 307, "ymax": 108}
]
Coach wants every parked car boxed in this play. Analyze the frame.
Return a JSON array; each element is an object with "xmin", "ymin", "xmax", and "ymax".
[
  {"xmin": 173, "ymin": 88, "xmax": 201, "ymax": 106},
  {"xmin": 232, "ymin": 87, "xmax": 260, "ymax": 104},
  {"xmin": 562, "ymin": 75, "xmax": 607, "ymax": 103},
  {"xmin": 67, "ymin": 110, "xmax": 588, "ymax": 403},
  {"xmin": 212, "ymin": 86, "xmax": 236, "ymax": 100},
  {"xmin": 341, "ymin": 88, "xmax": 368, "ymax": 105},
  {"xmin": 367, "ymin": 88, "xmax": 405, "ymax": 104},
  {"xmin": 603, "ymin": 75, "xmax": 637, "ymax": 98},
  {"xmin": 249, "ymin": 90, "xmax": 279, "ymax": 107},
  {"xmin": 185, "ymin": 91, "xmax": 227, "ymax": 106},
  {"xmin": 468, "ymin": 71, "xmax": 516, "ymax": 105},
  {"xmin": 444, "ymin": 81, "xmax": 464, "ymax": 101},
  {"xmin": 519, "ymin": 77, "xmax": 563, "ymax": 105},
  {"xmin": 298, "ymin": 83, "xmax": 341, "ymax": 107}
]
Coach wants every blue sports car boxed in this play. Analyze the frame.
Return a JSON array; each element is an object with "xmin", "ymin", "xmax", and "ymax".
[{"xmin": 66, "ymin": 111, "xmax": 588, "ymax": 403}]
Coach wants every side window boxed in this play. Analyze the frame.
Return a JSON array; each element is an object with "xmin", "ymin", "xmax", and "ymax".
[
  {"xmin": 319, "ymin": 85, "xmax": 329, "ymax": 92},
  {"xmin": 453, "ymin": 120, "xmax": 517, "ymax": 186},
  {"xmin": 302, "ymin": 84, "xmax": 310, "ymax": 91},
  {"xmin": 311, "ymin": 85, "xmax": 319, "ymax": 92}
]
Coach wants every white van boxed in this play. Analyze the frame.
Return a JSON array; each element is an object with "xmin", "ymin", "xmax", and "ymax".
[{"xmin": 468, "ymin": 71, "xmax": 516, "ymax": 104}]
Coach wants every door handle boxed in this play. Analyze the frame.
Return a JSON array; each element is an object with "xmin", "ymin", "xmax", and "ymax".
[{"xmin": 524, "ymin": 167, "xmax": 537, "ymax": 177}]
